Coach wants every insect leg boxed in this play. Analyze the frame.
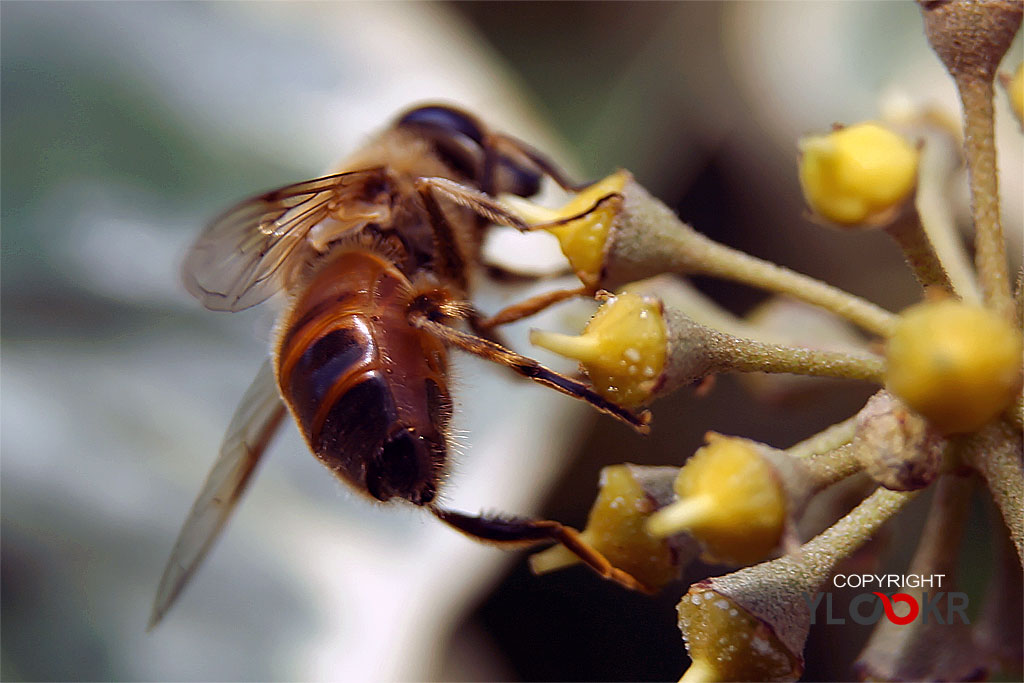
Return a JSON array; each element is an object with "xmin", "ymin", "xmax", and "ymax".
[
  {"xmin": 408, "ymin": 310, "xmax": 651, "ymax": 433},
  {"xmin": 488, "ymin": 134, "xmax": 589, "ymax": 192},
  {"xmin": 417, "ymin": 179, "xmax": 621, "ymax": 328},
  {"xmin": 464, "ymin": 307, "xmax": 512, "ymax": 348},
  {"xmin": 417, "ymin": 176, "xmax": 532, "ymax": 229},
  {"xmin": 477, "ymin": 286, "xmax": 590, "ymax": 330},
  {"xmin": 416, "ymin": 174, "xmax": 550, "ymax": 289},
  {"xmin": 415, "ymin": 177, "xmax": 472, "ymax": 291},
  {"xmin": 420, "ymin": 172, "xmax": 623, "ymax": 236},
  {"xmin": 431, "ymin": 506, "xmax": 652, "ymax": 592}
]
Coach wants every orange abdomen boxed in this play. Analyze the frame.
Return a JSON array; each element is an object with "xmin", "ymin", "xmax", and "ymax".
[{"xmin": 275, "ymin": 249, "xmax": 451, "ymax": 504}]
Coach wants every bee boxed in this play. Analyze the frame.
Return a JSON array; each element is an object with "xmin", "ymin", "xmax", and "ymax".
[{"xmin": 150, "ymin": 104, "xmax": 650, "ymax": 628}]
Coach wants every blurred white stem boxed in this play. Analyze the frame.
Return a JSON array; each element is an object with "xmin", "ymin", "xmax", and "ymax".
[{"xmin": 916, "ymin": 142, "xmax": 983, "ymax": 303}]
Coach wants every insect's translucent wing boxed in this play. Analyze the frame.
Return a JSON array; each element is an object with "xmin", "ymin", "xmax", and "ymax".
[
  {"xmin": 149, "ymin": 360, "xmax": 287, "ymax": 629},
  {"xmin": 183, "ymin": 168, "xmax": 387, "ymax": 312}
]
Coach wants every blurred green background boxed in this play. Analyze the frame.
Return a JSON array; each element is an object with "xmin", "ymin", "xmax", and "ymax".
[{"xmin": 3, "ymin": 2, "xmax": 1019, "ymax": 681}]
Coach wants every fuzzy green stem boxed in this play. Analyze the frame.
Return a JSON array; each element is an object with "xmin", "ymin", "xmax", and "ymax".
[
  {"xmin": 679, "ymin": 485, "xmax": 918, "ymax": 677},
  {"xmin": 802, "ymin": 443, "xmax": 862, "ymax": 491},
  {"xmin": 707, "ymin": 487, "xmax": 919, "ymax": 634},
  {"xmin": 963, "ymin": 420, "xmax": 1024, "ymax": 566},
  {"xmin": 706, "ymin": 330, "xmax": 885, "ymax": 383},
  {"xmin": 884, "ymin": 204, "xmax": 956, "ymax": 293},
  {"xmin": 603, "ymin": 177, "xmax": 899, "ymax": 337},
  {"xmin": 679, "ymin": 231, "xmax": 898, "ymax": 338},
  {"xmin": 796, "ymin": 486, "xmax": 919, "ymax": 578},
  {"xmin": 958, "ymin": 75, "xmax": 1015, "ymax": 319},
  {"xmin": 787, "ymin": 414, "xmax": 858, "ymax": 458},
  {"xmin": 854, "ymin": 475, "xmax": 977, "ymax": 680},
  {"xmin": 915, "ymin": 130, "xmax": 984, "ymax": 303},
  {"xmin": 907, "ymin": 475, "xmax": 973, "ymax": 576}
]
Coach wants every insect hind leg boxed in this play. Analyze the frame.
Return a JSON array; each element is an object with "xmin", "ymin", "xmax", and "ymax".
[{"xmin": 430, "ymin": 505, "xmax": 652, "ymax": 593}]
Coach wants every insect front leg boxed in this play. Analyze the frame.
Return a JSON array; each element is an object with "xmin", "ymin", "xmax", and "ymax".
[
  {"xmin": 480, "ymin": 192, "xmax": 626, "ymax": 326},
  {"xmin": 416, "ymin": 176, "xmax": 532, "ymax": 234},
  {"xmin": 416, "ymin": 174, "xmax": 558, "ymax": 316},
  {"xmin": 417, "ymin": 177, "xmax": 618, "ymax": 327},
  {"xmin": 431, "ymin": 506, "xmax": 652, "ymax": 593},
  {"xmin": 416, "ymin": 176, "xmax": 573, "ymax": 333},
  {"xmin": 407, "ymin": 309, "xmax": 651, "ymax": 433},
  {"xmin": 485, "ymin": 133, "xmax": 589, "ymax": 192}
]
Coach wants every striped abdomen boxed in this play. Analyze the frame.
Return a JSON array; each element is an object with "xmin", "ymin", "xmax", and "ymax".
[{"xmin": 275, "ymin": 249, "xmax": 451, "ymax": 505}]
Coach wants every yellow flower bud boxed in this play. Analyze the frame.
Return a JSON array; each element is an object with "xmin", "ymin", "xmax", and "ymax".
[
  {"xmin": 530, "ymin": 464, "xmax": 689, "ymax": 590},
  {"xmin": 885, "ymin": 300, "xmax": 1023, "ymax": 434},
  {"xmin": 798, "ymin": 122, "xmax": 919, "ymax": 226},
  {"xmin": 530, "ymin": 291, "xmax": 667, "ymax": 408},
  {"xmin": 646, "ymin": 435, "xmax": 786, "ymax": 565},
  {"xmin": 504, "ymin": 170, "xmax": 629, "ymax": 287}
]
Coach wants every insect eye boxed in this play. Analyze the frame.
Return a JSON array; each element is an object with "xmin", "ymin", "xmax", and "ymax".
[
  {"xmin": 399, "ymin": 106, "xmax": 486, "ymax": 183},
  {"xmin": 493, "ymin": 157, "xmax": 543, "ymax": 198},
  {"xmin": 397, "ymin": 105, "xmax": 484, "ymax": 145}
]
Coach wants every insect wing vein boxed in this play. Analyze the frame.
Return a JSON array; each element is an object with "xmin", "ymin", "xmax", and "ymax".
[{"xmin": 182, "ymin": 168, "xmax": 387, "ymax": 312}]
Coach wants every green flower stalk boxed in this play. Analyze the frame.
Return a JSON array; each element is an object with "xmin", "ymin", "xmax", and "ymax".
[
  {"xmin": 676, "ymin": 486, "xmax": 918, "ymax": 682},
  {"xmin": 920, "ymin": 0, "xmax": 1023, "ymax": 320},
  {"xmin": 504, "ymin": 170, "xmax": 898, "ymax": 337},
  {"xmin": 531, "ymin": 289, "xmax": 885, "ymax": 410},
  {"xmin": 854, "ymin": 476, "xmax": 981, "ymax": 680}
]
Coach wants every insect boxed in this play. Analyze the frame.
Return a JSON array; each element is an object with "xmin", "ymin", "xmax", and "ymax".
[{"xmin": 150, "ymin": 104, "xmax": 651, "ymax": 628}]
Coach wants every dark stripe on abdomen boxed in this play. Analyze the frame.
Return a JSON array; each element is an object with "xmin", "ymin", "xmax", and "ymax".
[
  {"xmin": 287, "ymin": 326, "xmax": 369, "ymax": 430},
  {"xmin": 278, "ymin": 291, "xmax": 358, "ymax": 355},
  {"xmin": 315, "ymin": 372, "xmax": 395, "ymax": 473}
]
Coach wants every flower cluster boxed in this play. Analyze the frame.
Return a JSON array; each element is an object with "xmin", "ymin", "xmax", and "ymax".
[{"xmin": 494, "ymin": 2, "xmax": 1023, "ymax": 680}]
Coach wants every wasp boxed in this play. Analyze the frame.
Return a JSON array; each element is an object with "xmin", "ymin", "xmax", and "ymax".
[{"xmin": 150, "ymin": 104, "xmax": 650, "ymax": 628}]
